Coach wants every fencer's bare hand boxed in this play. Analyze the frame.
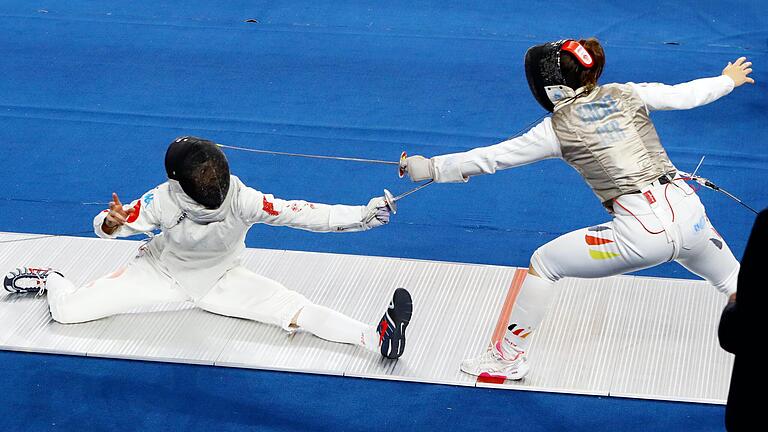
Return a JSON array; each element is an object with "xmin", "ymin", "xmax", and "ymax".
[
  {"xmin": 103, "ymin": 193, "xmax": 135, "ymax": 231},
  {"xmin": 405, "ymin": 155, "xmax": 435, "ymax": 182},
  {"xmin": 722, "ymin": 57, "xmax": 754, "ymax": 87}
]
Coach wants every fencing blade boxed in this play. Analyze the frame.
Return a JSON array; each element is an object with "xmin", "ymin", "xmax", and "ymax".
[
  {"xmin": 217, "ymin": 143, "xmax": 406, "ymax": 170},
  {"xmin": 383, "ymin": 180, "xmax": 434, "ymax": 214}
]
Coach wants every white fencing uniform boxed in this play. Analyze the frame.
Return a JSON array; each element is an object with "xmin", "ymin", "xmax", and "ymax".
[
  {"xmin": 431, "ymin": 75, "xmax": 740, "ymax": 353},
  {"xmin": 47, "ymin": 175, "xmax": 377, "ymax": 330}
]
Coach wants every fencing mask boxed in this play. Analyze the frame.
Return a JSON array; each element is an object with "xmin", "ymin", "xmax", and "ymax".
[
  {"xmin": 524, "ymin": 39, "xmax": 594, "ymax": 112},
  {"xmin": 165, "ymin": 136, "xmax": 230, "ymax": 209}
]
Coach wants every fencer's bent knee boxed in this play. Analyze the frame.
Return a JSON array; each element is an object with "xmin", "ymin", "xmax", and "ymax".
[{"xmin": 529, "ymin": 249, "xmax": 559, "ymax": 282}]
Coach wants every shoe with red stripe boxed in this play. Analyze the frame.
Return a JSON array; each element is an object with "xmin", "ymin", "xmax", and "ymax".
[
  {"xmin": 4, "ymin": 267, "xmax": 63, "ymax": 295},
  {"xmin": 377, "ymin": 288, "xmax": 413, "ymax": 359},
  {"xmin": 460, "ymin": 341, "xmax": 530, "ymax": 381}
]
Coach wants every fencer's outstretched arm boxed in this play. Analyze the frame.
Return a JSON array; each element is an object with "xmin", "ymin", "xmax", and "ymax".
[
  {"xmin": 235, "ymin": 178, "xmax": 388, "ymax": 232},
  {"xmin": 94, "ymin": 191, "xmax": 161, "ymax": 239},
  {"xmin": 629, "ymin": 57, "xmax": 754, "ymax": 111},
  {"xmin": 405, "ymin": 118, "xmax": 561, "ymax": 183}
]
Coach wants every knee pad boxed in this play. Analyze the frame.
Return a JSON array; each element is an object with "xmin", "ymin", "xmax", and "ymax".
[{"xmin": 530, "ymin": 248, "xmax": 560, "ymax": 282}]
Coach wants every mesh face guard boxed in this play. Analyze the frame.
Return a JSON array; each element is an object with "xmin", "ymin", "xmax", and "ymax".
[
  {"xmin": 524, "ymin": 39, "xmax": 594, "ymax": 112},
  {"xmin": 165, "ymin": 136, "xmax": 231, "ymax": 209}
]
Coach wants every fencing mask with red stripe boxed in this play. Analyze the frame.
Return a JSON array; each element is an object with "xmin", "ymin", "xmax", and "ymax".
[{"xmin": 524, "ymin": 39, "xmax": 594, "ymax": 112}]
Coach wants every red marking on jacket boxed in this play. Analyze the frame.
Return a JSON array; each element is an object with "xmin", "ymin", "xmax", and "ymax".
[
  {"xmin": 585, "ymin": 234, "xmax": 614, "ymax": 246},
  {"xmin": 126, "ymin": 200, "xmax": 141, "ymax": 223},
  {"xmin": 262, "ymin": 197, "xmax": 280, "ymax": 216}
]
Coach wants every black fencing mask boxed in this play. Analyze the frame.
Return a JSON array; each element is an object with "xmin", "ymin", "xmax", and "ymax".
[
  {"xmin": 524, "ymin": 39, "xmax": 594, "ymax": 112},
  {"xmin": 165, "ymin": 136, "xmax": 230, "ymax": 209}
]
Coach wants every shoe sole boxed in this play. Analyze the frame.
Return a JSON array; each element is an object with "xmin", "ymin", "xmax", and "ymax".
[
  {"xmin": 3, "ymin": 269, "xmax": 62, "ymax": 294},
  {"xmin": 378, "ymin": 288, "xmax": 413, "ymax": 359},
  {"xmin": 4, "ymin": 275, "xmax": 41, "ymax": 294}
]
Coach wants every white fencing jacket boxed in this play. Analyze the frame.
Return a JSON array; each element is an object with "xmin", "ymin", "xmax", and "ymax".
[{"xmin": 94, "ymin": 175, "xmax": 372, "ymax": 298}]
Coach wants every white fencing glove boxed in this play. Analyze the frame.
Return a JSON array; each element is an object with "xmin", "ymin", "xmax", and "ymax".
[
  {"xmin": 362, "ymin": 196, "xmax": 391, "ymax": 229},
  {"xmin": 404, "ymin": 155, "xmax": 435, "ymax": 182}
]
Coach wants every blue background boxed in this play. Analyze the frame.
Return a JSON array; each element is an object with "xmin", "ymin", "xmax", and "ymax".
[{"xmin": 1, "ymin": 1, "xmax": 765, "ymax": 430}]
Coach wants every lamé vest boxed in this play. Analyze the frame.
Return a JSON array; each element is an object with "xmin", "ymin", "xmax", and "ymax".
[{"xmin": 551, "ymin": 84, "xmax": 676, "ymax": 203}]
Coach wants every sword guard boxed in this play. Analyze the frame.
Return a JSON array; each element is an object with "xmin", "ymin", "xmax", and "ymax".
[
  {"xmin": 398, "ymin": 151, "xmax": 407, "ymax": 179},
  {"xmin": 383, "ymin": 189, "xmax": 397, "ymax": 214}
]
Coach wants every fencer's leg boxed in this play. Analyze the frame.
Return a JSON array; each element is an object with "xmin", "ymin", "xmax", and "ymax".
[
  {"xmin": 675, "ymin": 217, "xmax": 740, "ymax": 297},
  {"xmin": 462, "ymin": 220, "xmax": 674, "ymax": 380},
  {"xmin": 294, "ymin": 304, "xmax": 380, "ymax": 351},
  {"xmin": 504, "ymin": 219, "xmax": 677, "ymax": 350},
  {"xmin": 196, "ymin": 266, "xmax": 380, "ymax": 351},
  {"xmin": 47, "ymin": 255, "xmax": 187, "ymax": 324},
  {"xmin": 298, "ymin": 287, "xmax": 413, "ymax": 358},
  {"xmin": 500, "ymin": 262, "xmax": 555, "ymax": 355},
  {"xmin": 460, "ymin": 260, "xmax": 554, "ymax": 381}
]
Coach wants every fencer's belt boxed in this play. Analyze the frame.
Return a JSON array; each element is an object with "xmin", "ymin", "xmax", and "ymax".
[
  {"xmin": 603, "ymin": 172, "xmax": 677, "ymax": 211},
  {"xmin": 622, "ymin": 172, "xmax": 676, "ymax": 195},
  {"xmin": 648, "ymin": 172, "xmax": 675, "ymax": 188}
]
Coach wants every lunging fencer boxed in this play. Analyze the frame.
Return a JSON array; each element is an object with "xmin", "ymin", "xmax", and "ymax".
[
  {"xmin": 4, "ymin": 136, "xmax": 413, "ymax": 359},
  {"xmin": 402, "ymin": 38, "xmax": 753, "ymax": 379}
]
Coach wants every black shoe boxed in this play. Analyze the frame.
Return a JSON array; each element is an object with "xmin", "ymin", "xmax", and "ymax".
[
  {"xmin": 3, "ymin": 267, "xmax": 63, "ymax": 294},
  {"xmin": 377, "ymin": 288, "xmax": 413, "ymax": 359}
]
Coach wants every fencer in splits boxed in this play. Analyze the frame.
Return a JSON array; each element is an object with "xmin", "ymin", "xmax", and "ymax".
[
  {"xmin": 5, "ymin": 136, "xmax": 413, "ymax": 359},
  {"xmin": 402, "ymin": 38, "xmax": 753, "ymax": 379}
]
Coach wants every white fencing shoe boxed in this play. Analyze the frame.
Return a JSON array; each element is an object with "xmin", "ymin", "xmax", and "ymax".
[{"xmin": 460, "ymin": 341, "xmax": 530, "ymax": 381}]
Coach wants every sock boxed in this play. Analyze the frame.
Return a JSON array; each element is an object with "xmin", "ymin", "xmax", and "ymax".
[
  {"xmin": 296, "ymin": 303, "xmax": 379, "ymax": 351},
  {"xmin": 501, "ymin": 273, "xmax": 555, "ymax": 356}
]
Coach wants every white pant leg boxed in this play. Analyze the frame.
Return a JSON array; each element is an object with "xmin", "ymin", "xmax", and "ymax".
[
  {"xmin": 532, "ymin": 218, "xmax": 674, "ymax": 282},
  {"xmin": 47, "ymin": 253, "xmax": 189, "ymax": 324},
  {"xmin": 504, "ymin": 214, "xmax": 673, "ymax": 351},
  {"xmin": 196, "ymin": 266, "xmax": 310, "ymax": 331},
  {"xmin": 296, "ymin": 303, "xmax": 378, "ymax": 350},
  {"xmin": 672, "ymin": 195, "xmax": 740, "ymax": 296},
  {"xmin": 534, "ymin": 182, "xmax": 722, "ymax": 281},
  {"xmin": 504, "ymin": 182, "xmax": 737, "ymax": 352}
]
